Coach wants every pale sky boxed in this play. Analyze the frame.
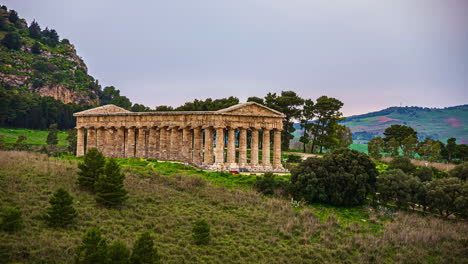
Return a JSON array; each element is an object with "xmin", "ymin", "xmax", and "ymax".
[{"xmin": 4, "ymin": 0, "xmax": 468, "ymax": 115}]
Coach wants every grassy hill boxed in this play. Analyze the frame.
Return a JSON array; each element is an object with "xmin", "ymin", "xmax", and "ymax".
[
  {"xmin": 1, "ymin": 151, "xmax": 466, "ymax": 263},
  {"xmin": 0, "ymin": 127, "xmax": 68, "ymax": 146}
]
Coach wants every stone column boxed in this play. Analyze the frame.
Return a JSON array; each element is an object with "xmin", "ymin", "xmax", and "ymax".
[
  {"xmin": 105, "ymin": 128, "xmax": 115, "ymax": 157},
  {"xmin": 77, "ymin": 127, "xmax": 85, "ymax": 156},
  {"xmin": 273, "ymin": 129, "xmax": 282, "ymax": 169},
  {"xmin": 159, "ymin": 127, "xmax": 168, "ymax": 160},
  {"xmin": 203, "ymin": 127, "xmax": 214, "ymax": 164},
  {"xmin": 177, "ymin": 129, "xmax": 184, "ymax": 160},
  {"xmin": 227, "ymin": 127, "xmax": 236, "ymax": 167},
  {"xmin": 262, "ymin": 129, "xmax": 271, "ymax": 167},
  {"xmin": 193, "ymin": 127, "xmax": 203, "ymax": 164},
  {"xmin": 117, "ymin": 127, "xmax": 125, "ymax": 158},
  {"xmin": 125, "ymin": 127, "xmax": 135, "ymax": 158},
  {"xmin": 182, "ymin": 127, "xmax": 191, "ymax": 161},
  {"xmin": 169, "ymin": 127, "xmax": 178, "ymax": 160},
  {"xmin": 238, "ymin": 128, "xmax": 247, "ymax": 167},
  {"xmin": 215, "ymin": 127, "xmax": 225, "ymax": 166},
  {"xmin": 136, "ymin": 127, "xmax": 146, "ymax": 158},
  {"xmin": 97, "ymin": 127, "xmax": 105, "ymax": 153},
  {"xmin": 148, "ymin": 127, "xmax": 157, "ymax": 159},
  {"xmin": 87, "ymin": 127, "xmax": 97, "ymax": 151},
  {"xmin": 250, "ymin": 128, "xmax": 259, "ymax": 166},
  {"xmin": 154, "ymin": 128, "xmax": 161, "ymax": 159}
]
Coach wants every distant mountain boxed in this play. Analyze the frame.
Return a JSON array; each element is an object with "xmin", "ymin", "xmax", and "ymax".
[
  {"xmin": 293, "ymin": 105, "xmax": 468, "ymax": 144},
  {"xmin": 343, "ymin": 105, "xmax": 468, "ymax": 144}
]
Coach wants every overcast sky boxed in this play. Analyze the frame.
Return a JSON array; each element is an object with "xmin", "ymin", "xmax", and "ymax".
[{"xmin": 4, "ymin": 0, "xmax": 468, "ymax": 115}]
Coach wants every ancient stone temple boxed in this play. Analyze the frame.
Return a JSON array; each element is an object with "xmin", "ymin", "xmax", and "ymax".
[{"xmin": 74, "ymin": 102, "xmax": 287, "ymax": 172}]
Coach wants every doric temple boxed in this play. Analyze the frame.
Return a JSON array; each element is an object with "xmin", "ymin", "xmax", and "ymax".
[{"xmin": 73, "ymin": 102, "xmax": 287, "ymax": 172}]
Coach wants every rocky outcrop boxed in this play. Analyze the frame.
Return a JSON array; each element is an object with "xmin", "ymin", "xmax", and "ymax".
[
  {"xmin": 0, "ymin": 72, "xmax": 29, "ymax": 86},
  {"xmin": 36, "ymin": 84, "xmax": 99, "ymax": 105}
]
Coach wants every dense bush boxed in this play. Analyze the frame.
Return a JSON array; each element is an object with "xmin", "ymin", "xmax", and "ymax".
[
  {"xmin": 449, "ymin": 162, "xmax": 467, "ymax": 181},
  {"xmin": 290, "ymin": 148, "xmax": 378, "ymax": 206},
  {"xmin": 108, "ymin": 240, "xmax": 131, "ymax": 264},
  {"xmin": 75, "ymin": 227, "xmax": 109, "ymax": 264},
  {"xmin": 377, "ymin": 169, "xmax": 421, "ymax": 209},
  {"xmin": 388, "ymin": 156, "xmax": 416, "ymax": 174},
  {"xmin": 286, "ymin": 154, "xmax": 302, "ymax": 163},
  {"xmin": 77, "ymin": 148, "xmax": 106, "ymax": 190},
  {"xmin": 413, "ymin": 166, "xmax": 433, "ymax": 182},
  {"xmin": 192, "ymin": 220, "xmax": 211, "ymax": 245},
  {"xmin": 427, "ymin": 177, "xmax": 467, "ymax": 218},
  {"xmin": 254, "ymin": 172, "xmax": 278, "ymax": 195},
  {"xmin": 1, "ymin": 32, "xmax": 21, "ymax": 50},
  {"xmin": 46, "ymin": 188, "xmax": 77, "ymax": 227},
  {"xmin": 0, "ymin": 207, "xmax": 23, "ymax": 232},
  {"xmin": 95, "ymin": 158, "xmax": 128, "ymax": 206},
  {"xmin": 130, "ymin": 232, "xmax": 161, "ymax": 264}
]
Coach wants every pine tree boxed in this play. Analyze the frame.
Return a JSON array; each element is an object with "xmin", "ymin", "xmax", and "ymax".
[
  {"xmin": 75, "ymin": 227, "xmax": 109, "ymax": 264},
  {"xmin": 46, "ymin": 188, "xmax": 77, "ymax": 227},
  {"xmin": 130, "ymin": 232, "xmax": 160, "ymax": 264},
  {"xmin": 192, "ymin": 219, "xmax": 211, "ymax": 245},
  {"xmin": 1, "ymin": 32, "xmax": 22, "ymax": 50},
  {"xmin": 108, "ymin": 240, "xmax": 131, "ymax": 264},
  {"xmin": 67, "ymin": 129, "xmax": 77, "ymax": 154},
  {"xmin": 95, "ymin": 159, "xmax": 128, "ymax": 206},
  {"xmin": 31, "ymin": 41, "xmax": 41, "ymax": 54},
  {"xmin": 77, "ymin": 148, "xmax": 106, "ymax": 190},
  {"xmin": 46, "ymin": 123, "xmax": 59, "ymax": 146},
  {"xmin": 0, "ymin": 208, "xmax": 23, "ymax": 232},
  {"xmin": 8, "ymin": 10, "xmax": 19, "ymax": 24},
  {"xmin": 29, "ymin": 20, "xmax": 42, "ymax": 39}
]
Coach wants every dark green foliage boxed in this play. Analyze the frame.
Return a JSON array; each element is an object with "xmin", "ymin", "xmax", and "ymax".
[
  {"xmin": 377, "ymin": 169, "xmax": 421, "ymax": 209},
  {"xmin": 95, "ymin": 159, "xmax": 128, "ymax": 206},
  {"xmin": 61, "ymin": 38, "xmax": 70, "ymax": 45},
  {"xmin": 309, "ymin": 96, "xmax": 344, "ymax": 153},
  {"xmin": 31, "ymin": 41, "xmax": 41, "ymax": 54},
  {"xmin": 41, "ymin": 27, "xmax": 60, "ymax": 47},
  {"xmin": 14, "ymin": 135, "xmax": 28, "ymax": 150},
  {"xmin": 286, "ymin": 154, "xmax": 302, "ymax": 163},
  {"xmin": 28, "ymin": 20, "xmax": 42, "ymax": 39},
  {"xmin": 388, "ymin": 156, "xmax": 416, "ymax": 174},
  {"xmin": 2, "ymin": 32, "xmax": 22, "ymax": 50},
  {"xmin": 414, "ymin": 166, "xmax": 433, "ymax": 182},
  {"xmin": 383, "ymin": 124, "xmax": 417, "ymax": 147},
  {"xmin": 8, "ymin": 10, "xmax": 19, "ymax": 23},
  {"xmin": 67, "ymin": 129, "xmax": 77, "ymax": 154},
  {"xmin": 192, "ymin": 220, "xmax": 211, "ymax": 245},
  {"xmin": 368, "ymin": 136, "xmax": 384, "ymax": 159},
  {"xmin": 246, "ymin": 96, "xmax": 264, "ymax": 104},
  {"xmin": 449, "ymin": 162, "xmax": 467, "ymax": 181},
  {"xmin": 108, "ymin": 240, "xmax": 131, "ymax": 264},
  {"xmin": 176, "ymin": 96, "xmax": 239, "ymax": 111},
  {"xmin": 427, "ymin": 177, "xmax": 467, "ymax": 217},
  {"xmin": 46, "ymin": 123, "xmax": 59, "ymax": 146},
  {"xmin": 77, "ymin": 148, "xmax": 106, "ymax": 190},
  {"xmin": 0, "ymin": 17, "xmax": 7, "ymax": 30},
  {"xmin": 0, "ymin": 207, "xmax": 23, "ymax": 232},
  {"xmin": 254, "ymin": 172, "xmax": 278, "ymax": 195},
  {"xmin": 75, "ymin": 227, "xmax": 109, "ymax": 264},
  {"xmin": 290, "ymin": 148, "xmax": 378, "ymax": 206},
  {"xmin": 130, "ymin": 232, "xmax": 160, "ymax": 264},
  {"xmin": 46, "ymin": 188, "xmax": 77, "ymax": 227}
]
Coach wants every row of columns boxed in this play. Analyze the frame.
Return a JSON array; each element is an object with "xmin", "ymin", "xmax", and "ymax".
[{"xmin": 77, "ymin": 126, "xmax": 284, "ymax": 170}]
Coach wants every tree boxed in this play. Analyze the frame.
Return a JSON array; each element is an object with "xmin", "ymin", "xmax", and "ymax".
[
  {"xmin": 401, "ymin": 135, "xmax": 418, "ymax": 158},
  {"xmin": 0, "ymin": 17, "xmax": 8, "ymax": 31},
  {"xmin": 46, "ymin": 123, "xmax": 59, "ymax": 146},
  {"xmin": 77, "ymin": 148, "xmax": 106, "ymax": 190},
  {"xmin": 31, "ymin": 41, "xmax": 41, "ymax": 54},
  {"xmin": 334, "ymin": 125, "xmax": 353, "ymax": 149},
  {"xmin": 108, "ymin": 240, "xmax": 131, "ymax": 264},
  {"xmin": 388, "ymin": 156, "xmax": 416, "ymax": 174},
  {"xmin": 417, "ymin": 138, "xmax": 443, "ymax": 161},
  {"xmin": 264, "ymin": 91, "xmax": 304, "ymax": 150},
  {"xmin": 377, "ymin": 169, "xmax": 421, "ymax": 209},
  {"xmin": 130, "ymin": 232, "xmax": 160, "ymax": 264},
  {"xmin": 192, "ymin": 219, "xmax": 211, "ymax": 245},
  {"xmin": 46, "ymin": 188, "xmax": 77, "ymax": 227},
  {"xmin": 67, "ymin": 129, "xmax": 77, "ymax": 154},
  {"xmin": 368, "ymin": 136, "xmax": 384, "ymax": 159},
  {"xmin": 75, "ymin": 227, "xmax": 109, "ymax": 264},
  {"xmin": 442, "ymin": 138, "xmax": 458, "ymax": 162},
  {"xmin": 8, "ymin": 10, "xmax": 19, "ymax": 24},
  {"xmin": 290, "ymin": 148, "xmax": 377, "ymax": 206},
  {"xmin": 299, "ymin": 99, "xmax": 314, "ymax": 152},
  {"xmin": 456, "ymin": 144, "xmax": 468, "ymax": 162},
  {"xmin": 0, "ymin": 208, "xmax": 23, "ymax": 232},
  {"xmin": 427, "ymin": 177, "xmax": 466, "ymax": 217},
  {"xmin": 386, "ymin": 138, "xmax": 399, "ymax": 157},
  {"xmin": 254, "ymin": 172, "xmax": 278, "ymax": 195},
  {"xmin": 309, "ymin": 96, "xmax": 344, "ymax": 153},
  {"xmin": 247, "ymin": 96, "xmax": 265, "ymax": 105},
  {"xmin": 28, "ymin": 20, "xmax": 42, "ymax": 39},
  {"xmin": 414, "ymin": 166, "xmax": 433, "ymax": 182},
  {"xmin": 2, "ymin": 32, "xmax": 22, "ymax": 50},
  {"xmin": 449, "ymin": 162, "xmax": 467, "ymax": 181},
  {"xmin": 383, "ymin": 124, "xmax": 417, "ymax": 149},
  {"xmin": 95, "ymin": 159, "xmax": 128, "ymax": 206}
]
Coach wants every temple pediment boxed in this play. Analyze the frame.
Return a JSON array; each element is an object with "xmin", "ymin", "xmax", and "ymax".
[
  {"xmin": 74, "ymin": 105, "xmax": 130, "ymax": 116},
  {"xmin": 216, "ymin": 102, "xmax": 285, "ymax": 117}
]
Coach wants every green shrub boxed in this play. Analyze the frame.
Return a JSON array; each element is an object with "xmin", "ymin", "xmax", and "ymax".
[
  {"xmin": 1, "ymin": 32, "xmax": 22, "ymax": 50},
  {"xmin": 130, "ymin": 232, "xmax": 160, "ymax": 264},
  {"xmin": 254, "ymin": 172, "xmax": 278, "ymax": 195},
  {"xmin": 377, "ymin": 169, "xmax": 421, "ymax": 209},
  {"xmin": 46, "ymin": 188, "xmax": 77, "ymax": 227},
  {"xmin": 449, "ymin": 162, "xmax": 468, "ymax": 181},
  {"xmin": 192, "ymin": 219, "xmax": 211, "ymax": 245},
  {"xmin": 108, "ymin": 240, "xmax": 131, "ymax": 264},
  {"xmin": 414, "ymin": 166, "xmax": 433, "ymax": 182},
  {"xmin": 75, "ymin": 227, "xmax": 109, "ymax": 264},
  {"xmin": 427, "ymin": 177, "xmax": 467, "ymax": 218},
  {"xmin": 0, "ymin": 207, "xmax": 23, "ymax": 232},
  {"xmin": 77, "ymin": 148, "xmax": 106, "ymax": 190},
  {"xmin": 389, "ymin": 156, "xmax": 416, "ymax": 174},
  {"xmin": 95, "ymin": 159, "xmax": 128, "ymax": 207},
  {"xmin": 286, "ymin": 154, "xmax": 302, "ymax": 163}
]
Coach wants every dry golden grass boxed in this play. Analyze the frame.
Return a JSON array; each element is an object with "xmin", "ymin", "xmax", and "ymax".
[{"xmin": 0, "ymin": 151, "xmax": 466, "ymax": 263}]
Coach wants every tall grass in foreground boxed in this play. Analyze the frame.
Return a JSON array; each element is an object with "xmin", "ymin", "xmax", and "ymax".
[{"xmin": 0, "ymin": 151, "xmax": 466, "ymax": 263}]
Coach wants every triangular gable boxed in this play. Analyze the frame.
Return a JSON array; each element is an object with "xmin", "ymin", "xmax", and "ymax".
[
  {"xmin": 216, "ymin": 102, "xmax": 285, "ymax": 117},
  {"xmin": 73, "ymin": 104, "xmax": 130, "ymax": 116}
]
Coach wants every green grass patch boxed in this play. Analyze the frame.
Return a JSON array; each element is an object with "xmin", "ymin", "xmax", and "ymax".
[{"xmin": 0, "ymin": 127, "xmax": 68, "ymax": 146}]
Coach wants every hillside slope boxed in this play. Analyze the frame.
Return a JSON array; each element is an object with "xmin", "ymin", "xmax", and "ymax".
[
  {"xmin": 0, "ymin": 7, "xmax": 99, "ymax": 105},
  {"xmin": 344, "ymin": 105, "xmax": 468, "ymax": 143}
]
